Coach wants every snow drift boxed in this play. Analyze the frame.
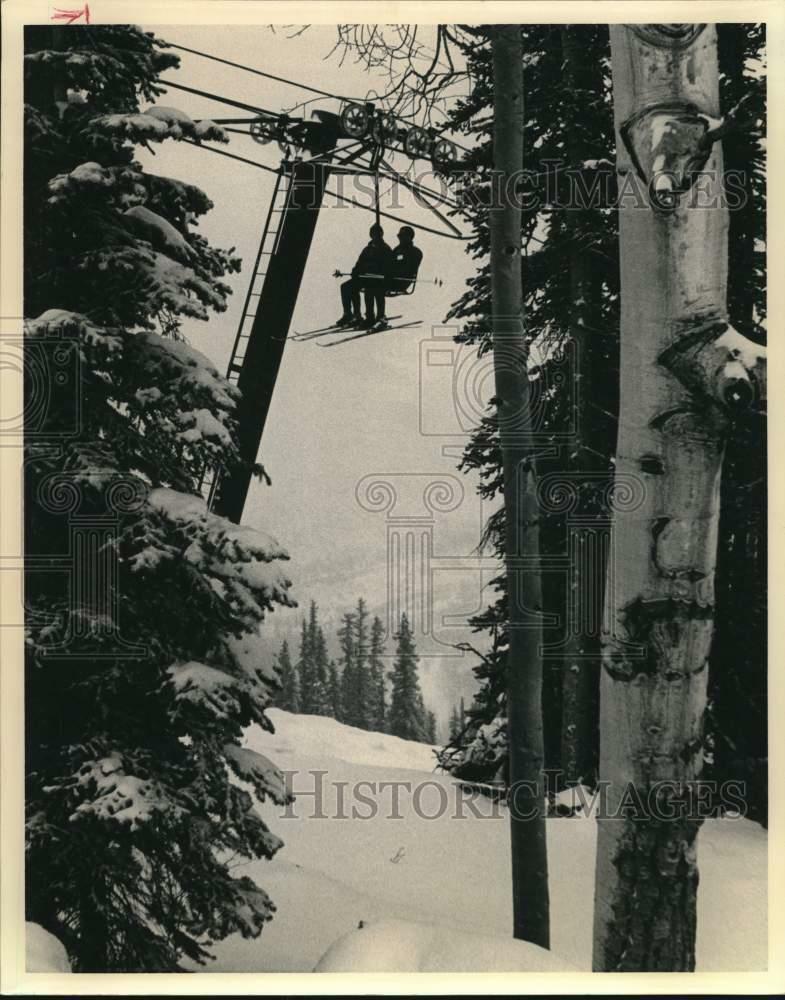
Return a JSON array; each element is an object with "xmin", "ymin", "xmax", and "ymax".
[
  {"xmin": 314, "ymin": 918, "xmax": 576, "ymax": 972},
  {"xmin": 195, "ymin": 709, "xmax": 766, "ymax": 973},
  {"xmin": 26, "ymin": 923, "xmax": 70, "ymax": 973}
]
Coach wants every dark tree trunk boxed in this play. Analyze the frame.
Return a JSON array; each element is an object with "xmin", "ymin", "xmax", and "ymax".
[
  {"xmin": 708, "ymin": 22, "xmax": 767, "ymax": 828},
  {"xmin": 490, "ymin": 24, "xmax": 550, "ymax": 949},
  {"xmin": 558, "ymin": 25, "xmax": 607, "ymax": 788}
]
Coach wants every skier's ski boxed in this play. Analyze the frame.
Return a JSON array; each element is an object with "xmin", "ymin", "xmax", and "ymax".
[
  {"xmin": 291, "ymin": 323, "xmax": 351, "ymax": 341},
  {"xmin": 293, "ymin": 315, "xmax": 403, "ymax": 342},
  {"xmin": 316, "ymin": 320, "xmax": 422, "ymax": 346}
]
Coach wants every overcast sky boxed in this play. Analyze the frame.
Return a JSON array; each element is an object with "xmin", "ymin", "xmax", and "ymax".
[{"xmin": 140, "ymin": 25, "xmax": 496, "ymax": 728}]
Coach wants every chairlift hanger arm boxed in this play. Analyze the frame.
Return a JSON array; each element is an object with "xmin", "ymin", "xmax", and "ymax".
[
  {"xmin": 298, "ymin": 144, "xmax": 467, "ymax": 238},
  {"xmin": 184, "ymin": 132, "xmax": 469, "ymax": 240},
  {"xmin": 172, "ymin": 93, "xmax": 469, "ymax": 239},
  {"xmin": 377, "ymin": 156, "xmax": 463, "ymax": 212},
  {"xmin": 183, "ymin": 144, "xmax": 467, "ymax": 240},
  {"xmin": 321, "ymin": 186, "xmax": 467, "ymax": 241}
]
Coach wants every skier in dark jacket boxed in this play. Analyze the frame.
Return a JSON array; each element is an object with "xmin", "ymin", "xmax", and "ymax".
[
  {"xmin": 387, "ymin": 226, "xmax": 423, "ymax": 294},
  {"xmin": 337, "ymin": 224, "xmax": 394, "ymax": 329}
]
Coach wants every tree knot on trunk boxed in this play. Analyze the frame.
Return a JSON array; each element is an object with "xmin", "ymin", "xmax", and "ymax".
[
  {"xmin": 620, "ymin": 101, "xmax": 718, "ymax": 214},
  {"xmin": 660, "ymin": 317, "xmax": 767, "ymax": 415},
  {"xmin": 603, "ymin": 597, "xmax": 714, "ymax": 681}
]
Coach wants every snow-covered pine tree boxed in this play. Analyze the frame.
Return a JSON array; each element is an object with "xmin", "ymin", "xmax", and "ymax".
[
  {"xmin": 448, "ymin": 705, "xmax": 459, "ymax": 740},
  {"xmin": 296, "ymin": 616, "xmax": 314, "ymax": 711},
  {"xmin": 327, "ymin": 659, "xmax": 342, "ymax": 720},
  {"xmin": 425, "ymin": 710, "xmax": 438, "ymax": 745},
  {"xmin": 296, "ymin": 602, "xmax": 329, "ymax": 714},
  {"xmin": 337, "ymin": 610, "xmax": 357, "ymax": 725},
  {"xmin": 553, "ymin": 25, "xmax": 619, "ymax": 787},
  {"xmin": 275, "ymin": 639, "xmax": 299, "ymax": 712},
  {"xmin": 387, "ymin": 614, "xmax": 430, "ymax": 743},
  {"xmin": 352, "ymin": 598, "xmax": 372, "ymax": 728},
  {"xmin": 368, "ymin": 614, "xmax": 387, "ymax": 732},
  {"xmin": 312, "ymin": 622, "xmax": 333, "ymax": 716},
  {"xmin": 448, "ymin": 702, "xmax": 464, "ymax": 741},
  {"xmin": 24, "ymin": 25, "xmax": 295, "ymax": 971},
  {"xmin": 338, "ymin": 599, "xmax": 373, "ymax": 729}
]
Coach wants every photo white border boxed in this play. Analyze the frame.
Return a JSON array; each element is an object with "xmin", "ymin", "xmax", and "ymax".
[{"xmin": 1, "ymin": 1, "xmax": 782, "ymax": 994}]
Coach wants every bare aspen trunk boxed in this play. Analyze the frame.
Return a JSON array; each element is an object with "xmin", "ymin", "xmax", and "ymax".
[
  {"xmin": 490, "ymin": 25, "xmax": 550, "ymax": 949},
  {"xmin": 592, "ymin": 24, "xmax": 765, "ymax": 971}
]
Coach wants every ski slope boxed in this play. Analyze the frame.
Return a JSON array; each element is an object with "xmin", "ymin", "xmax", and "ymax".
[{"xmin": 196, "ymin": 709, "xmax": 767, "ymax": 973}]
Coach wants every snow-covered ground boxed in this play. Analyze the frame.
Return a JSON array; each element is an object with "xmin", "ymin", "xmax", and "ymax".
[
  {"xmin": 25, "ymin": 923, "xmax": 71, "ymax": 973},
  {"xmin": 192, "ymin": 709, "xmax": 767, "ymax": 973}
]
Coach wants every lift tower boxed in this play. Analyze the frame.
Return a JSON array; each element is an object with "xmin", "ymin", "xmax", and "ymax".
[{"xmin": 211, "ymin": 120, "xmax": 338, "ymax": 522}]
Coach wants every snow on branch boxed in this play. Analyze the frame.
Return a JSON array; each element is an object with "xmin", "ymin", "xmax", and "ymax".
[
  {"xmin": 94, "ymin": 105, "xmax": 228, "ymax": 144},
  {"xmin": 167, "ymin": 661, "xmax": 247, "ymax": 719},
  {"xmin": 25, "ymin": 308, "xmax": 123, "ymax": 359},
  {"xmin": 124, "ymin": 205, "xmax": 196, "ymax": 263},
  {"xmin": 136, "ymin": 248, "xmax": 229, "ymax": 318},
  {"xmin": 62, "ymin": 752, "xmax": 184, "ymax": 830},
  {"xmin": 47, "ymin": 162, "xmax": 214, "ymax": 219},
  {"xmin": 134, "ymin": 326, "xmax": 237, "ymax": 407},
  {"xmin": 131, "ymin": 488, "xmax": 295, "ymax": 622},
  {"xmin": 224, "ymin": 744, "xmax": 291, "ymax": 806},
  {"xmin": 230, "ymin": 879, "xmax": 276, "ymax": 938},
  {"xmin": 165, "ymin": 650, "xmax": 283, "ymax": 736},
  {"xmin": 25, "ymin": 313, "xmax": 241, "ymax": 479},
  {"xmin": 146, "ymin": 487, "xmax": 288, "ymax": 563},
  {"xmin": 661, "ymin": 321, "xmax": 767, "ymax": 415}
]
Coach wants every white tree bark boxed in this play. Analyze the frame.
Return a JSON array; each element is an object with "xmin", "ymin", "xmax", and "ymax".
[{"xmin": 592, "ymin": 23, "xmax": 766, "ymax": 971}]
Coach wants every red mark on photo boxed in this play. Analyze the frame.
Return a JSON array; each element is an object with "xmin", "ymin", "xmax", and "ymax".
[{"xmin": 51, "ymin": 3, "xmax": 90, "ymax": 24}]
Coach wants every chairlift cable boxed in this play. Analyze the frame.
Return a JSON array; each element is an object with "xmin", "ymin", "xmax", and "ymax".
[
  {"xmin": 162, "ymin": 41, "xmax": 471, "ymax": 151},
  {"xmin": 205, "ymin": 117, "xmax": 259, "ymax": 126},
  {"xmin": 165, "ymin": 41, "xmax": 360, "ymax": 103},
  {"xmin": 222, "ymin": 126, "xmax": 261, "ymax": 138},
  {"xmin": 180, "ymin": 136, "xmax": 283, "ymax": 176},
  {"xmin": 159, "ymin": 78, "xmax": 278, "ymax": 117}
]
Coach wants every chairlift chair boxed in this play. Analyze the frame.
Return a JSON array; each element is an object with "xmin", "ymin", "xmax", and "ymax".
[{"xmin": 385, "ymin": 263, "xmax": 421, "ymax": 297}]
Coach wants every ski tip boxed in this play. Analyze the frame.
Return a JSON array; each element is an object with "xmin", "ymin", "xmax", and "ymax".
[{"xmin": 316, "ymin": 320, "xmax": 423, "ymax": 346}]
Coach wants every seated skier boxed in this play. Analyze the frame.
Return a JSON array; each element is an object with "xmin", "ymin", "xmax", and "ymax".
[
  {"xmin": 337, "ymin": 224, "xmax": 394, "ymax": 330},
  {"xmin": 387, "ymin": 226, "xmax": 423, "ymax": 296}
]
